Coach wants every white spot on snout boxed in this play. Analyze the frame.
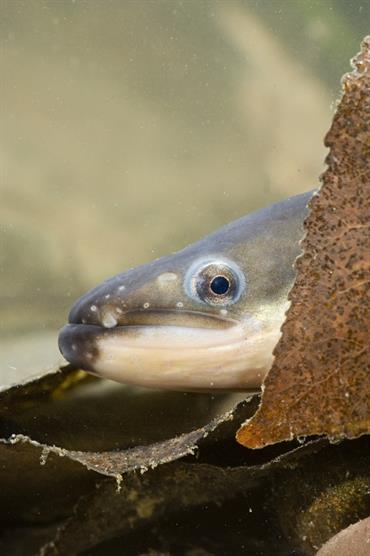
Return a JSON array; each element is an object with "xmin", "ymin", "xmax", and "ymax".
[
  {"xmin": 157, "ymin": 272, "xmax": 178, "ymax": 287},
  {"xmin": 105, "ymin": 294, "xmax": 111, "ymax": 299},
  {"xmin": 102, "ymin": 313, "xmax": 118, "ymax": 328},
  {"xmin": 118, "ymin": 285, "xmax": 126, "ymax": 291},
  {"xmin": 219, "ymin": 309, "xmax": 228, "ymax": 316}
]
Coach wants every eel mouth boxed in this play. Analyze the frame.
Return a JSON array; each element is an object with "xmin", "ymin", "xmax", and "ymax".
[{"xmin": 58, "ymin": 309, "xmax": 274, "ymax": 391}]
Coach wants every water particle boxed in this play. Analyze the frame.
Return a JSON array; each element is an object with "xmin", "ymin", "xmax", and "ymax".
[
  {"xmin": 40, "ymin": 447, "xmax": 50, "ymax": 466},
  {"xmin": 297, "ymin": 435, "xmax": 306, "ymax": 444},
  {"xmin": 102, "ymin": 313, "xmax": 118, "ymax": 328},
  {"xmin": 115, "ymin": 474, "xmax": 123, "ymax": 493}
]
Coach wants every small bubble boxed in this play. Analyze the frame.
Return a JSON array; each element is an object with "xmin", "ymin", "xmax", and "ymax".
[
  {"xmin": 176, "ymin": 301, "xmax": 184, "ymax": 308},
  {"xmin": 143, "ymin": 302, "xmax": 150, "ymax": 309},
  {"xmin": 91, "ymin": 305, "xmax": 97, "ymax": 312}
]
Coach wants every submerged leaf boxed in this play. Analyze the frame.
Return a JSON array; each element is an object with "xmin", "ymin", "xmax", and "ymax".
[
  {"xmin": 237, "ymin": 37, "xmax": 370, "ymax": 448},
  {"xmin": 40, "ymin": 441, "xmax": 330, "ymax": 556},
  {"xmin": 0, "ymin": 364, "xmax": 257, "ymax": 476},
  {"xmin": 2, "ymin": 400, "xmax": 250, "ymax": 478}
]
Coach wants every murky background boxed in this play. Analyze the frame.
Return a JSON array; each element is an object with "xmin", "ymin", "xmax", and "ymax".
[{"xmin": 0, "ymin": 0, "xmax": 368, "ymax": 385}]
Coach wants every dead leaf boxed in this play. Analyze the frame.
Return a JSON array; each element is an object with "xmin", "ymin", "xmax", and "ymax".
[
  {"xmin": 237, "ymin": 36, "xmax": 370, "ymax": 448},
  {"xmin": 0, "ymin": 363, "xmax": 259, "ymax": 523},
  {"xmin": 40, "ymin": 441, "xmax": 330, "ymax": 556}
]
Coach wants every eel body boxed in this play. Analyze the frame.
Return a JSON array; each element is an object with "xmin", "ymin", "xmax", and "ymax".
[{"xmin": 59, "ymin": 191, "xmax": 313, "ymax": 391}]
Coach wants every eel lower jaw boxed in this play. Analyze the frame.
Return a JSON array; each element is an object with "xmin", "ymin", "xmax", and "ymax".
[{"xmin": 58, "ymin": 315, "xmax": 280, "ymax": 391}]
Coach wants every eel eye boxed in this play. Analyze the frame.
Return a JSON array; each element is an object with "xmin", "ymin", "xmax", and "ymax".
[
  {"xmin": 186, "ymin": 260, "xmax": 245, "ymax": 306},
  {"xmin": 210, "ymin": 275, "xmax": 230, "ymax": 295}
]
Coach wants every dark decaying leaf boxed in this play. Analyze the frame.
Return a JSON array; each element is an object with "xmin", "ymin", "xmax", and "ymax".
[
  {"xmin": 237, "ymin": 36, "xmax": 370, "ymax": 449},
  {"xmin": 0, "ymin": 362, "xmax": 313, "ymax": 555},
  {"xmin": 3, "ymin": 362, "xmax": 369, "ymax": 556},
  {"xmin": 39, "ymin": 438, "xmax": 370, "ymax": 556},
  {"xmin": 0, "ymin": 364, "xmax": 259, "ymax": 483},
  {"xmin": 1, "ymin": 395, "xmax": 255, "ymax": 478},
  {"xmin": 0, "ymin": 364, "xmax": 253, "ymax": 453}
]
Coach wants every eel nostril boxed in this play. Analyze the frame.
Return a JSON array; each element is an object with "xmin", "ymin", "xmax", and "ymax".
[
  {"xmin": 68, "ymin": 295, "xmax": 123, "ymax": 328},
  {"xmin": 101, "ymin": 311, "xmax": 118, "ymax": 329}
]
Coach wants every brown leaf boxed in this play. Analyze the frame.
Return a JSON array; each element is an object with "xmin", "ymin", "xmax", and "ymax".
[
  {"xmin": 0, "ymin": 363, "xmax": 250, "ymax": 453},
  {"xmin": 2, "ymin": 402, "xmax": 248, "ymax": 479},
  {"xmin": 237, "ymin": 37, "xmax": 370, "ymax": 448}
]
